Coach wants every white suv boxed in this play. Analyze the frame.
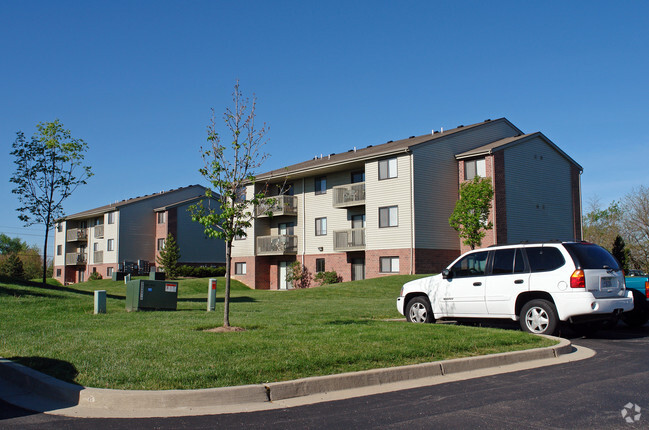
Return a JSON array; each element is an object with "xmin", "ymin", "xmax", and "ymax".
[{"xmin": 396, "ymin": 242, "xmax": 634, "ymax": 335}]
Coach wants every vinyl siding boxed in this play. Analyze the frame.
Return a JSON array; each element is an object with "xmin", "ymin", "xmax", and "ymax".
[
  {"xmin": 176, "ymin": 199, "xmax": 226, "ymax": 263},
  {"xmin": 504, "ymin": 136, "xmax": 575, "ymax": 242},
  {"xmin": 365, "ymin": 154, "xmax": 412, "ymax": 250},
  {"xmin": 411, "ymin": 120, "xmax": 520, "ymax": 249},
  {"xmin": 53, "ymin": 222, "xmax": 66, "ymax": 266}
]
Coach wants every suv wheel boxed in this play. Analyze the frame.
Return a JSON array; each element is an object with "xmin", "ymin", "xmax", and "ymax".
[
  {"xmin": 406, "ymin": 297, "xmax": 434, "ymax": 323},
  {"xmin": 520, "ymin": 299, "xmax": 558, "ymax": 335}
]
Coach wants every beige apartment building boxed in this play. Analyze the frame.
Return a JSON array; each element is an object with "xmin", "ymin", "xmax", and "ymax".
[
  {"xmin": 231, "ymin": 118, "xmax": 583, "ymax": 289},
  {"xmin": 53, "ymin": 185, "xmax": 225, "ymax": 284}
]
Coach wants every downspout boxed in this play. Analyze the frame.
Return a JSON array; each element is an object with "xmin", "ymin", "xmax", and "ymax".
[
  {"xmin": 302, "ymin": 177, "xmax": 306, "ymax": 266},
  {"xmin": 409, "ymin": 151, "xmax": 414, "ymax": 275},
  {"xmin": 578, "ymin": 170, "xmax": 583, "ymax": 241},
  {"xmin": 491, "ymin": 153, "xmax": 496, "ymax": 244}
]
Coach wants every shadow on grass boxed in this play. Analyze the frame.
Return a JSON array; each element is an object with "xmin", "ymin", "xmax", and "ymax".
[
  {"xmin": 0, "ymin": 278, "xmax": 124, "ymax": 301},
  {"xmin": 178, "ymin": 296, "xmax": 256, "ymax": 303},
  {"xmin": 0, "ymin": 285, "xmax": 56, "ymax": 299},
  {"xmin": 327, "ymin": 319, "xmax": 374, "ymax": 325},
  {"xmin": 8, "ymin": 356, "xmax": 80, "ymax": 386}
]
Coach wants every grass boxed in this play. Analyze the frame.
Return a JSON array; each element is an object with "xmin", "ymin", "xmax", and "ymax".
[{"xmin": 0, "ymin": 275, "xmax": 554, "ymax": 390}]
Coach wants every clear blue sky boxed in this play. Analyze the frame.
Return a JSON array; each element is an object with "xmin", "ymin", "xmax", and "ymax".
[{"xmin": 1, "ymin": 1, "xmax": 648, "ymax": 256}]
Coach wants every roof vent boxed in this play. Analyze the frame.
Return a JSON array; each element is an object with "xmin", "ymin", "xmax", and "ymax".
[
  {"xmin": 409, "ymin": 136, "xmax": 415, "ymax": 139},
  {"xmin": 347, "ymin": 149, "xmax": 353, "ymax": 152},
  {"xmin": 367, "ymin": 145, "xmax": 373, "ymax": 148},
  {"xmin": 433, "ymin": 130, "xmax": 439, "ymax": 134},
  {"xmin": 485, "ymin": 118, "xmax": 491, "ymax": 122},
  {"xmin": 387, "ymin": 140, "xmax": 393, "ymax": 143},
  {"xmin": 457, "ymin": 125, "xmax": 464, "ymax": 128}
]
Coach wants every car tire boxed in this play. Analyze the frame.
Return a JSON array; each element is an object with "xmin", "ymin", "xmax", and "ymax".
[
  {"xmin": 621, "ymin": 289, "xmax": 649, "ymax": 328},
  {"xmin": 519, "ymin": 299, "xmax": 558, "ymax": 335},
  {"xmin": 406, "ymin": 296, "xmax": 434, "ymax": 323}
]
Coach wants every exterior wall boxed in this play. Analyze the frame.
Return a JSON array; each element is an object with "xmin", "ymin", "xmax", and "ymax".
[
  {"xmin": 154, "ymin": 210, "xmax": 169, "ymax": 264},
  {"xmin": 175, "ymin": 200, "xmax": 226, "ymax": 265},
  {"xmin": 571, "ymin": 165, "xmax": 582, "ymax": 240},
  {"xmin": 303, "ymin": 252, "xmax": 354, "ymax": 283},
  {"xmin": 493, "ymin": 151, "xmax": 508, "ymax": 245},
  {"xmin": 118, "ymin": 187, "xmax": 204, "ymax": 263},
  {"xmin": 411, "ymin": 120, "xmax": 519, "ymax": 251},
  {"xmin": 232, "ymin": 185, "xmax": 259, "ymax": 258},
  {"xmin": 503, "ymin": 136, "xmax": 576, "ymax": 242},
  {"xmin": 413, "ymin": 248, "xmax": 460, "ymax": 273},
  {"xmin": 365, "ymin": 249, "xmax": 412, "ymax": 278}
]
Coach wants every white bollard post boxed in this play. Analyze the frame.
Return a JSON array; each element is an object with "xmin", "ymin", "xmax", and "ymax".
[{"xmin": 207, "ymin": 278, "xmax": 217, "ymax": 311}]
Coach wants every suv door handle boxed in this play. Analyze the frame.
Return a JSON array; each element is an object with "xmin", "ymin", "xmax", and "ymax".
[
  {"xmin": 473, "ymin": 282, "xmax": 482, "ymax": 286},
  {"xmin": 514, "ymin": 279, "xmax": 524, "ymax": 284}
]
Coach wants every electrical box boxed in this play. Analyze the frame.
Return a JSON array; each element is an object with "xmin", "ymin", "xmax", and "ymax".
[{"xmin": 125, "ymin": 280, "xmax": 178, "ymax": 311}]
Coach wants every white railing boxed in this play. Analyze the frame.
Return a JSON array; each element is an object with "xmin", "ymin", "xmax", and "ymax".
[
  {"xmin": 256, "ymin": 195, "xmax": 298, "ymax": 217},
  {"xmin": 257, "ymin": 235, "xmax": 298, "ymax": 255},
  {"xmin": 332, "ymin": 183, "xmax": 365, "ymax": 208},
  {"xmin": 333, "ymin": 228, "xmax": 366, "ymax": 251}
]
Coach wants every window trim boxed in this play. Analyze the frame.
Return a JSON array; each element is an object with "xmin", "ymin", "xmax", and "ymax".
[
  {"xmin": 379, "ymin": 158, "xmax": 398, "ymax": 180},
  {"xmin": 315, "ymin": 217, "xmax": 327, "ymax": 236},
  {"xmin": 235, "ymin": 262, "xmax": 247, "ymax": 275},
  {"xmin": 316, "ymin": 258, "xmax": 325, "ymax": 273},
  {"xmin": 157, "ymin": 212, "xmax": 166, "ymax": 224},
  {"xmin": 378, "ymin": 206, "xmax": 398, "ymax": 228},
  {"xmin": 464, "ymin": 158, "xmax": 486, "ymax": 181},
  {"xmin": 107, "ymin": 239, "xmax": 115, "ymax": 252},
  {"xmin": 107, "ymin": 212, "xmax": 116, "ymax": 224},
  {"xmin": 380, "ymin": 256, "xmax": 400, "ymax": 273}
]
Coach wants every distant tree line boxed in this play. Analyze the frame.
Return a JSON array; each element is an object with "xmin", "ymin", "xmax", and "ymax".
[
  {"xmin": 0, "ymin": 234, "xmax": 52, "ymax": 281},
  {"xmin": 582, "ymin": 185, "xmax": 649, "ymax": 272}
]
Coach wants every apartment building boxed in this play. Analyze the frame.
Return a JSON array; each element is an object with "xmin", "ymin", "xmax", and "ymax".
[
  {"xmin": 231, "ymin": 118, "xmax": 583, "ymax": 289},
  {"xmin": 53, "ymin": 185, "xmax": 225, "ymax": 284}
]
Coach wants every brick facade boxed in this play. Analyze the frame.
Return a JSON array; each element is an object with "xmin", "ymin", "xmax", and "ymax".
[{"xmin": 413, "ymin": 248, "xmax": 461, "ymax": 273}]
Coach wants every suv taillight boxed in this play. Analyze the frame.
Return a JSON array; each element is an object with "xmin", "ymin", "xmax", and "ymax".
[
  {"xmin": 570, "ymin": 270, "xmax": 586, "ymax": 289},
  {"xmin": 645, "ymin": 281, "xmax": 649, "ymax": 299}
]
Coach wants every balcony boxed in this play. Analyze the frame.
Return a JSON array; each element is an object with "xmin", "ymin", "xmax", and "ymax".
[
  {"xmin": 66, "ymin": 252, "xmax": 87, "ymax": 265},
  {"xmin": 257, "ymin": 235, "xmax": 298, "ymax": 255},
  {"xmin": 94, "ymin": 251, "xmax": 104, "ymax": 264},
  {"xmin": 94, "ymin": 224, "xmax": 104, "ymax": 238},
  {"xmin": 66, "ymin": 228, "xmax": 88, "ymax": 242},
  {"xmin": 332, "ymin": 183, "xmax": 365, "ymax": 208},
  {"xmin": 256, "ymin": 195, "xmax": 298, "ymax": 217},
  {"xmin": 333, "ymin": 228, "xmax": 366, "ymax": 251}
]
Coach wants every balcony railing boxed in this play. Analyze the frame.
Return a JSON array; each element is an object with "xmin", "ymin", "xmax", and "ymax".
[
  {"xmin": 66, "ymin": 252, "xmax": 87, "ymax": 265},
  {"xmin": 94, "ymin": 251, "xmax": 104, "ymax": 264},
  {"xmin": 256, "ymin": 195, "xmax": 298, "ymax": 217},
  {"xmin": 66, "ymin": 228, "xmax": 88, "ymax": 242},
  {"xmin": 94, "ymin": 224, "xmax": 104, "ymax": 238},
  {"xmin": 257, "ymin": 235, "xmax": 298, "ymax": 255},
  {"xmin": 333, "ymin": 228, "xmax": 366, "ymax": 251},
  {"xmin": 332, "ymin": 183, "xmax": 365, "ymax": 208}
]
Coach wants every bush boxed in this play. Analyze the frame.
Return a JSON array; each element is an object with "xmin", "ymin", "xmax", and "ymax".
[
  {"xmin": 314, "ymin": 270, "xmax": 341, "ymax": 286},
  {"xmin": 0, "ymin": 253, "xmax": 26, "ymax": 280},
  {"xmin": 286, "ymin": 261, "xmax": 311, "ymax": 288},
  {"xmin": 88, "ymin": 271, "xmax": 103, "ymax": 281}
]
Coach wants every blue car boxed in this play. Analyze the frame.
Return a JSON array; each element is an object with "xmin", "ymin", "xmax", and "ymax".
[{"xmin": 623, "ymin": 273, "xmax": 649, "ymax": 327}]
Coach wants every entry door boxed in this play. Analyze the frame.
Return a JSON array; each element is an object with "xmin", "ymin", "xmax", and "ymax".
[
  {"xmin": 352, "ymin": 258, "xmax": 365, "ymax": 281},
  {"xmin": 77, "ymin": 269, "xmax": 85, "ymax": 283},
  {"xmin": 278, "ymin": 261, "xmax": 288, "ymax": 290}
]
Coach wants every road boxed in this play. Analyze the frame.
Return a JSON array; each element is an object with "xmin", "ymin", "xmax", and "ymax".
[{"xmin": 1, "ymin": 324, "xmax": 648, "ymax": 429}]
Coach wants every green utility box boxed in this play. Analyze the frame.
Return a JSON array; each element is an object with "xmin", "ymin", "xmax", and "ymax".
[
  {"xmin": 112, "ymin": 271, "xmax": 125, "ymax": 281},
  {"xmin": 125, "ymin": 280, "xmax": 178, "ymax": 311}
]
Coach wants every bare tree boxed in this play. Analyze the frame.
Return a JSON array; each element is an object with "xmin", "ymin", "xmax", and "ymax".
[{"xmin": 621, "ymin": 186, "xmax": 649, "ymax": 272}]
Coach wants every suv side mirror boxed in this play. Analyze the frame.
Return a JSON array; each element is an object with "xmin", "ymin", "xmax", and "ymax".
[{"xmin": 442, "ymin": 269, "xmax": 451, "ymax": 279}]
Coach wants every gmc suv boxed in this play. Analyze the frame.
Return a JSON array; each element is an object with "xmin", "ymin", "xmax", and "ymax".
[{"xmin": 396, "ymin": 242, "xmax": 634, "ymax": 335}]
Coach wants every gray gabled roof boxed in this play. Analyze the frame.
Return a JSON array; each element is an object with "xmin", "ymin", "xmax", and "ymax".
[
  {"xmin": 60, "ymin": 185, "xmax": 207, "ymax": 221},
  {"xmin": 454, "ymin": 132, "xmax": 583, "ymax": 171},
  {"xmin": 256, "ymin": 118, "xmax": 520, "ymax": 181}
]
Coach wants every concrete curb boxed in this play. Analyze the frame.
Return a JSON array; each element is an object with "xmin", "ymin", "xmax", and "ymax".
[{"xmin": 0, "ymin": 336, "xmax": 572, "ymax": 416}]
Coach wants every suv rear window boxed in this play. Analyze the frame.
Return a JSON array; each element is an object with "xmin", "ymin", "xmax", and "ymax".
[
  {"xmin": 563, "ymin": 243, "xmax": 620, "ymax": 270},
  {"xmin": 525, "ymin": 247, "xmax": 565, "ymax": 272}
]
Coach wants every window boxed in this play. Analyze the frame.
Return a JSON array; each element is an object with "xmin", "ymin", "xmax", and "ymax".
[
  {"xmin": 316, "ymin": 258, "xmax": 325, "ymax": 273},
  {"xmin": 315, "ymin": 217, "xmax": 327, "ymax": 236},
  {"xmin": 492, "ymin": 249, "xmax": 526, "ymax": 275},
  {"xmin": 235, "ymin": 262, "xmax": 247, "ymax": 275},
  {"xmin": 107, "ymin": 267, "xmax": 113, "ymax": 276},
  {"xmin": 56, "ymin": 223, "xmax": 62, "ymax": 232},
  {"xmin": 95, "ymin": 217, "xmax": 103, "ymax": 226},
  {"xmin": 449, "ymin": 251, "xmax": 489, "ymax": 278},
  {"xmin": 351, "ymin": 214, "xmax": 365, "ymax": 229},
  {"xmin": 107, "ymin": 212, "xmax": 115, "ymax": 224},
  {"xmin": 379, "ymin": 206, "xmax": 398, "ymax": 228},
  {"xmin": 235, "ymin": 186, "xmax": 247, "ymax": 203},
  {"xmin": 157, "ymin": 238, "xmax": 165, "ymax": 251},
  {"xmin": 464, "ymin": 158, "xmax": 486, "ymax": 180},
  {"xmin": 57, "ymin": 245, "xmax": 62, "ymax": 256},
  {"xmin": 315, "ymin": 176, "xmax": 327, "ymax": 195},
  {"xmin": 351, "ymin": 171, "xmax": 365, "ymax": 183},
  {"xmin": 234, "ymin": 226, "xmax": 247, "ymax": 240},
  {"xmin": 525, "ymin": 247, "xmax": 565, "ymax": 272},
  {"xmin": 278, "ymin": 223, "xmax": 294, "ymax": 235},
  {"xmin": 107, "ymin": 239, "xmax": 114, "ymax": 251},
  {"xmin": 157, "ymin": 212, "xmax": 166, "ymax": 224},
  {"xmin": 379, "ymin": 158, "xmax": 398, "ymax": 180},
  {"xmin": 380, "ymin": 257, "xmax": 400, "ymax": 273}
]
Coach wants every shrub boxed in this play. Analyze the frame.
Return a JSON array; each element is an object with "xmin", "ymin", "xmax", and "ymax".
[
  {"xmin": 286, "ymin": 261, "xmax": 311, "ymax": 288},
  {"xmin": 88, "ymin": 271, "xmax": 103, "ymax": 281},
  {"xmin": 176, "ymin": 265, "xmax": 225, "ymax": 278},
  {"xmin": 314, "ymin": 270, "xmax": 341, "ymax": 286}
]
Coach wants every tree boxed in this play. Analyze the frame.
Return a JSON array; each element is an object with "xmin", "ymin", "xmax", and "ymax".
[
  {"xmin": 449, "ymin": 177, "xmax": 494, "ymax": 250},
  {"xmin": 582, "ymin": 197, "xmax": 622, "ymax": 251},
  {"xmin": 0, "ymin": 253, "xmax": 26, "ymax": 281},
  {"xmin": 286, "ymin": 261, "xmax": 311, "ymax": 289},
  {"xmin": 611, "ymin": 235, "xmax": 630, "ymax": 271},
  {"xmin": 621, "ymin": 186, "xmax": 649, "ymax": 272},
  {"xmin": 190, "ymin": 81, "xmax": 270, "ymax": 328},
  {"xmin": 0, "ymin": 234, "xmax": 27, "ymax": 255},
  {"xmin": 156, "ymin": 233, "xmax": 181, "ymax": 279},
  {"xmin": 10, "ymin": 120, "xmax": 92, "ymax": 285}
]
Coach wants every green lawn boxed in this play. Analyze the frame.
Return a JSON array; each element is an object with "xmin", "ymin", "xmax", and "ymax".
[{"xmin": 0, "ymin": 275, "xmax": 554, "ymax": 390}]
